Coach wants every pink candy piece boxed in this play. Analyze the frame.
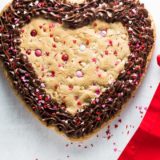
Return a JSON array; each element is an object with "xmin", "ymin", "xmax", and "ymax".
[
  {"xmin": 76, "ymin": 70, "xmax": 83, "ymax": 78},
  {"xmin": 35, "ymin": 49, "xmax": 42, "ymax": 57}
]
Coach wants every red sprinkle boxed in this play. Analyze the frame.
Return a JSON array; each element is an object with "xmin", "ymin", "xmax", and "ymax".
[
  {"xmin": 50, "ymin": 34, "xmax": 53, "ymax": 37},
  {"xmin": 62, "ymin": 54, "xmax": 69, "ymax": 61},
  {"xmin": 95, "ymin": 88, "xmax": 100, "ymax": 95},
  {"xmin": 108, "ymin": 40, "xmax": 113, "ymax": 46},
  {"xmin": 38, "ymin": 95, "xmax": 43, "ymax": 100},
  {"xmin": 45, "ymin": 95, "xmax": 50, "ymax": 102},
  {"xmin": 92, "ymin": 58, "xmax": 97, "ymax": 63},
  {"xmin": 68, "ymin": 85, "xmax": 73, "ymax": 90},
  {"xmin": 118, "ymin": 119, "xmax": 122, "ymax": 123},
  {"xmin": 105, "ymin": 50, "xmax": 109, "ymax": 55},
  {"xmin": 73, "ymin": 40, "xmax": 77, "ymax": 44},
  {"xmin": 114, "ymin": 51, "xmax": 118, "ymax": 56},
  {"xmin": 93, "ymin": 22, "xmax": 97, "ymax": 27},
  {"xmin": 53, "ymin": 44, "xmax": 57, "ymax": 48},
  {"xmin": 51, "ymin": 71, "xmax": 55, "ymax": 77},
  {"xmin": 157, "ymin": 55, "xmax": 160, "ymax": 66},
  {"xmin": 21, "ymin": 29, "xmax": 25, "ymax": 33},
  {"xmin": 26, "ymin": 49, "xmax": 31, "ymax": 55},
  {"xmin": 114, "ymin": 124, "xmax": 118, "ymax": 128},
  {"xmin": 30, "ymin": 29, "xmax": 37, "ymax": 37},
  {"xmin": 77, "ymin": 101, "xmax": 82, "ymax": 106},
  {"xmin": 86, "ymin": 39, "xmax": 90, "ymax": 45},
  {"xmin": 45, "ymin": 52, "xmax": 50, "ymax": 56}
]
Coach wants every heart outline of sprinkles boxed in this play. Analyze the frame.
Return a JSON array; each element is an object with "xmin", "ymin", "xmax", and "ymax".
[{"xmin": 0, "ymin": 0, "xmax": 154, "ymax": 139}]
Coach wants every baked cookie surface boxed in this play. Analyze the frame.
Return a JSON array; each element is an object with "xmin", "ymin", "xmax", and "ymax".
[{"xmin": 0, "ymin": 0, "xmax": 155, "ymax": 139}]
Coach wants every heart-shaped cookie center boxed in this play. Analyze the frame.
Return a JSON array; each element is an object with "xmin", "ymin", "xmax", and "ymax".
[{"xmin": 20, "ymin": 18, "xmax": 130, "ymax": 115}]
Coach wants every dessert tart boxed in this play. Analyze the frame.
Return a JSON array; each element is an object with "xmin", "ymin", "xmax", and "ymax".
[{"xmin": 0, "ymin": 0, "xmax": 155, "ymax": 139}]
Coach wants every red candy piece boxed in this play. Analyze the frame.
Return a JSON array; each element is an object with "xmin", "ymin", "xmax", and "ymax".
[
  {"xmin": 62, "ymin": 54, "xmax": 69, "ymax": 61},
  {"xmin": 157, "ymin": 55, "xmax": 160, "ymax": 66},
  {"xmin": 77, "ymin": 101, "xmax": 82, "ymax": 106},
  {"xmin": 30, "ymin": 29, "xmax": 37, "ymax": 37}
]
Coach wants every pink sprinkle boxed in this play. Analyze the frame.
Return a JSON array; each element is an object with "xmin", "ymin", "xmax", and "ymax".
[
  {"xmin": 98, "ymin": 74, "xmax": 102, "ymax": 78},
  {"xmin": 92, "ymin": 58, "xmax": 97, "ymax": 63},
  {"xmin": 35, "ymin": 49, "xmax": 42, "ymax": 57},
  {"xmin": 76, "ymin": 70, "xmax": 83, "ymax": 78},
  {"xmin": 115, "ymin": 61, "xmax": 119, "ymax": 66},
  {"xmin": 37, "ymin": 2, "xmax": 45, "ymax": 7},
  {"xmin": 58, "ymin": 64, "xmax": 62, "ymax": 68},
  {"xmin": 114, "ymin": 148, "xmax": 118, "ymax": 152},
  {"xmin": 49, "ymin": 23, "xmax": 55, "ymax": 28},
  {"xmin": 144, "ymin": 107, "xmax": 147, "ymax": 111},
  {"xmin": 47, "ymin": 7, "xmax": 52, "ymax": 12},
  {"xmin": 91, "ymin": 100, "xmax": 96, "ymax": 104}
]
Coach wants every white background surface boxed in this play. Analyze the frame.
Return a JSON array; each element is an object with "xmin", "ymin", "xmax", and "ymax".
[{"xmin": 0, "ymin": 0, "xmax": 160, "ymax": 160}]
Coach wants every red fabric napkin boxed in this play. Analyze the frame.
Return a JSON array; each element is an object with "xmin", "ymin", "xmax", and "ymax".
[{"xmin": 119, "ymin": 83, "xmax": 160, "ymax": 160}]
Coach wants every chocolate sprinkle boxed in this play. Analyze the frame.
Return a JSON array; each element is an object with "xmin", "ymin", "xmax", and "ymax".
[{"xmin": 0, "ymin": 0, "xmax": 154, "ymax": 138}]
